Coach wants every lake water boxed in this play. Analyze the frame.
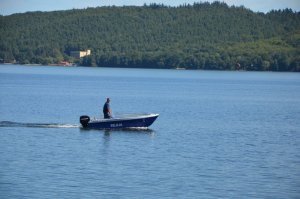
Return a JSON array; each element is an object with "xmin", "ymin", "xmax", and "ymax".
[{"xmin": 0, "ymin": 64, "xmax": 300, "ymax": 198}]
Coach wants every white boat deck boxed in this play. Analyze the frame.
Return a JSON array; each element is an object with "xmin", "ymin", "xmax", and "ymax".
[{"xmin": 90, "ymin": 113, "xmax": 159, "ymax": 123}]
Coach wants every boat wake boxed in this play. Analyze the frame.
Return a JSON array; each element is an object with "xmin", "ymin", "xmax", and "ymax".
[{"xmin": 0, "ymin": 121, "xmax": 80, "ymax": 128}]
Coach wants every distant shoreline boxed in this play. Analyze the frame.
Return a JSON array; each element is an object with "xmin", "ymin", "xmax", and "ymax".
[
  {"xmin": 2, "ymin": 63, "xmax": 299, "ymax": 73},
  {"xmin": 1, "ymin": 3, "xmax": 299, "ymax": 72}
]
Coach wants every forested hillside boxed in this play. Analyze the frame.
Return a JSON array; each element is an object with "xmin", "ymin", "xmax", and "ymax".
[{"xmin": 1, "ymin": 2, "xmax": 300, "ymax": 71}]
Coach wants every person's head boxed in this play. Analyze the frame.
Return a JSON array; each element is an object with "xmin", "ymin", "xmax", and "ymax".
[{"xmin": 106, "ymin": 97, "xmax": 110, "ymax": 103}]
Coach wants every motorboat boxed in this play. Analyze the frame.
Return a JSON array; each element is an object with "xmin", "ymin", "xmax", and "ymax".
[{"xmin": 80, "ymin": 113, "xmax": 159, "ymax": 129}]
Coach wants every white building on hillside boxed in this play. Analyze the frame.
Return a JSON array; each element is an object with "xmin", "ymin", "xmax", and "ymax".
[{"xmin": 70, "ymin": 50, "xmax": 91, "ymax": 58}]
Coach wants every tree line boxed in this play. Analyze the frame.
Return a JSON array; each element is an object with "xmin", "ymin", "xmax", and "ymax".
[{"xmin": 0, "ymin": 2, "xmax": 299, "ymax": 71}]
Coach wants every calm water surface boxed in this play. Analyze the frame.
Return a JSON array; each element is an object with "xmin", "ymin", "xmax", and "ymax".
[{"xmin": 0, "ymin": 65, "xmax": 300, "ymax": 198}]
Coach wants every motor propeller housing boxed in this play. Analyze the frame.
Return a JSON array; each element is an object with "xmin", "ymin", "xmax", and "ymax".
[{"xmin": 80, "ymin": 115, "xmax": 90, "ymax": 127}]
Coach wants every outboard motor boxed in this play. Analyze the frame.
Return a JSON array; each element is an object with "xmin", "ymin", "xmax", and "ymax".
[{"xmin": 80, "ymin": 115, "xmax": 90, "ymax": 128}]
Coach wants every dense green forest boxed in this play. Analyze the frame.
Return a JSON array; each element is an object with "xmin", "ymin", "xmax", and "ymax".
[{"xmin": 1, "ymin": 2, "xmax": 300, "ymax": 71}]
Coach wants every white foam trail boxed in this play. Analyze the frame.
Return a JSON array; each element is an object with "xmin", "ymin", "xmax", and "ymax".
[
  {"xmin": 39, "ymin": 124, "xmax": 80, "ymax": 128},
  {"xmin": 0, "ymin": 121, "xmax": 80, "ymax": 128}
]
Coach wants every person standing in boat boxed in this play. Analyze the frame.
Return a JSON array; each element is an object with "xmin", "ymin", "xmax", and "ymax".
[{"xmin": 103, "ymin": 97, "xmax": 112, "ymax": 119}]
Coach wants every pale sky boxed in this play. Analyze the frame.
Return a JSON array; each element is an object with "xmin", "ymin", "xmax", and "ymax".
[{"xmin": 0, "ymin": 0, "xmax": 299, "ymax": 15}]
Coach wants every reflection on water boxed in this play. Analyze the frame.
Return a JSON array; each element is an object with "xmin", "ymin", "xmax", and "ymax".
[{"xmin": 79, "ymin": 127, "xmax": 155, "ymax": 134}]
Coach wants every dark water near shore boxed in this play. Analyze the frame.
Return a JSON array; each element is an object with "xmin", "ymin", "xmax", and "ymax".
[{"xmin": 0, "ymin": 64, "xmax": 300, "ymax": 198}]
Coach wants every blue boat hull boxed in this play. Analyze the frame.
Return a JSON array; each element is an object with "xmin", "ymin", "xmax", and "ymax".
[{"xmin": 80, "ymin": 114, "xmax": 159, "ymax": 129}]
